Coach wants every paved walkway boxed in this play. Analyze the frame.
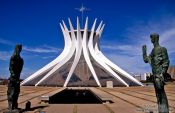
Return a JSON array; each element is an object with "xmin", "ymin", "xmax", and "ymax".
[{"xmin": 0, "ymin": 82, "xmax": 175, "ymax": 113}]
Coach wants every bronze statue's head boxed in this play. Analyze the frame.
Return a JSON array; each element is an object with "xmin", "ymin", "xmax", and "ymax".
[
  {"xmin": 14, "ymin": 44, "xmax": 22, "ymax": 56},
  {"xmin": 150, "ymin": 33, "xmax": 159, "ymax": 44}
]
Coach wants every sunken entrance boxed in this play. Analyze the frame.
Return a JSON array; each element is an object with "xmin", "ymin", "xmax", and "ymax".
[{"xmin": 49, "ymin": 89, "xmax": 102, "ymax": 104}]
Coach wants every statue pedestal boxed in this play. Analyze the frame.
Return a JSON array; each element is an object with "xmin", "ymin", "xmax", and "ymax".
[{"xmin": 3, "ymin": 108, "xmax": 23, "ymax": 113}]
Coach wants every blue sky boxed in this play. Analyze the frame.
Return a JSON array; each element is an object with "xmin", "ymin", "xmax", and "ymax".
[{"xmin": 0, "ymin": 0, "xmax": 175, "ymax": 79}]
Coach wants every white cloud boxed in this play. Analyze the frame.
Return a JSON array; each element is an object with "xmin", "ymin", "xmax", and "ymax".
[
  {"xmin": 42, "ymin": 56, "xmax": 56, "ymax": 59},
  {"xmin": 161, "ymin": 28, "xmax": 175, "ymax": 43},
  {"xmin": 102, "ymin": 45, "xmax": 133, "ymax": 51},
  {"xmin": 23, "ymin": 44, "xmax": 62, "ymax": 54},
  {"xmin": 0, "ymin": 38, "xmax": 14, "ymax": 46},
  {"xmin": 101, "ymin": 44, "xmax": 141, "ymax": 56},
  {"xmin": 160, "ymin": 27, "xmax": 175, "ymax": 55},
  {"xmin": 23, "ymin": 46, "xmax": 61, "ymax": 53},
  {"xmin": 0, "ymin": 51, "xmax": 11, "ymax": 61},
  {"xmin": 0, "ymin": 38, "xmax": 62, "ymax": 54}
]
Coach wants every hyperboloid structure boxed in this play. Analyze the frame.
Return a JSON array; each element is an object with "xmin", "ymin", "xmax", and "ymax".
[{"xmin": 21, "ymin": 18, "xmax": 143, "ymax": 87}]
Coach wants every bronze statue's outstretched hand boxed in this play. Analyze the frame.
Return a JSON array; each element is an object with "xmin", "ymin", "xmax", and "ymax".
[
  {"xmin": 142, "ymin": 45, "xmax": 150, "ymax": 63},
  {"xmin": 142, "ymin": 45, "xmax": 147, "ymax": 55}
]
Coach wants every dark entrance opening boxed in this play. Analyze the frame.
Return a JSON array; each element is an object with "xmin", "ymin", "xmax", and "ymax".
[{"xmin": 49, "ymin": 89, "xmax": 103, "ymax": 104}]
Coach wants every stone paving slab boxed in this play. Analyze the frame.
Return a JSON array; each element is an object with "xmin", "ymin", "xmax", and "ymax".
[
  {"xmin": 77, "ymin": 104, "xmax": 109, "ymax": 113},
  {"xmin": 106, "ymin": 103, "xmax": 138, "ymax": 113},
  {"xmin": 119, "ymin": 88, "xmax": 175, "ymax": 101},
  {"xmin": 41, "ymin": 104, "xmax": 74, "ymax": 113}
]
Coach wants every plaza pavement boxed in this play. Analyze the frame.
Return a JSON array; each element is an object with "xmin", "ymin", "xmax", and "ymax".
[{"xmin": 0, "ymin": 82, "xmax": 175, "ymax": 113}]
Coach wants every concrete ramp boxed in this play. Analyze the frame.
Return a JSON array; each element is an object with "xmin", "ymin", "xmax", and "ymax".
[{"xmin": 40, "ymin": 87, "xmax": 66, "ymax": 103}]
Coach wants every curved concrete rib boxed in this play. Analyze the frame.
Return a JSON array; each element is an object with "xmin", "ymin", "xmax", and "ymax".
[
  {"xmin": 93, "ymin": 21, "xmax": 103, "ymax": 48},
  {"xmin": 88, "ymin": 19, "xmax": 129, "ymax": 87},
  {"xmin": 94, "ymin": 26, "xmax": 143, "ymax": 86},
  {"xmin": 35, "ymin": 20, "xmax": 76, "ymax": 86},
  {"xmin": 64, "ymin": 17, "xmax": 83, "ymax": 87},
  {"xmin": 81, "ymin": 17, "xmax": 101, "ymax": 87},
  {"xmin": 21, "ymin": 23, "xmax": 72, "ymax": 86}
]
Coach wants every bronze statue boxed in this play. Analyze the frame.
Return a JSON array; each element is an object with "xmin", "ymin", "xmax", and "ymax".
[
  {"xmin": 142, "ymin": 33, "xmax": 169, "ymax": 113},
  {"xmin": 7, "ymin": 44, "xmax": 24, "ymax": 110}
]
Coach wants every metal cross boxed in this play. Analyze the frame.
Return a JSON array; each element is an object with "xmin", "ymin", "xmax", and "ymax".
[{"xmin": 75, "ymin": 4, "xmax": 90, "ymax": 27}]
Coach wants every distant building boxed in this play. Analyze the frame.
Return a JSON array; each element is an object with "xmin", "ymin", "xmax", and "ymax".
[
  {"xmin": 133, "ymin": 74, "xmax": 142, "ymax": 81},
  {"xmin": 168, "ymin": 66, "xmax": 175, "ymax": 79},
  {"xmin": 142, "ymin": 73, "xmax": 152, "ymax": 81},
  {"xmin": 0, "ymin": 78, "xmax": 8, "ymax": 85},
  {"xmin": 133, "ymin": 73, "xmax": 151, "ymax": 81}
]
